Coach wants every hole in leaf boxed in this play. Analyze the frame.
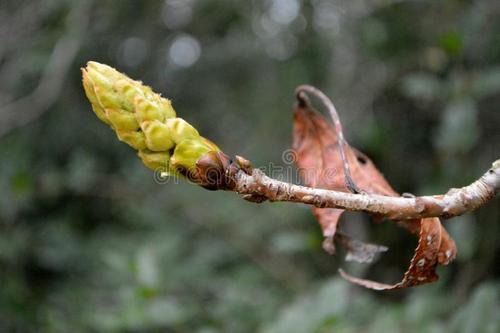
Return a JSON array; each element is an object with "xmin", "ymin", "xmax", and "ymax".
[{"xmin": 356, "ymin": 155, "xmax": 367, "ymax": 165}]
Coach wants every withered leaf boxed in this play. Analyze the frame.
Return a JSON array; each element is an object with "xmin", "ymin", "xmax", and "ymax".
[
  {"xmin": 292, "ymin": 95, "xmax": 457, "ymax": 289},
  {"xmin": 339, "ymin": 217, "xmax": 454, "ymax": 289},
  {"xmin": 292, "ymin": 100, "xmax": 398, "ymax": 197},
  {"xmin": 335, "ymin": 231, "xmax": 388, "ymax": 264},
  {"xmin": 292, "ymin": 98, "xmax": 397, "ymax": 260}
]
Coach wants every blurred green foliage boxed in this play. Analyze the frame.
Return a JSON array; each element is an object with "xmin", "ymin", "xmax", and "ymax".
[{"xmin": 0, "ymin": 0, "xmax": 499, "ymax": 332}]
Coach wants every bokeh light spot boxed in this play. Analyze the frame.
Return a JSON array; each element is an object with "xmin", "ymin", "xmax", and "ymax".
[
  {"xmin": 269, "ymin": 0, "xmax": 300, "ymax": 25},
  {"xmin": 168, "ymin": 34, "xmax": 201, "ymax": 68},
  {"xmin": 161, "ymin": 0, "xmax": 193, "ymax": 30},
  {"xmin": 118, "ymin": 37, "xmax": 149, "ymax": 67}
]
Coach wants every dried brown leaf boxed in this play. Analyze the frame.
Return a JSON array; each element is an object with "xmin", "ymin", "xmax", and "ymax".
[
  {"xmin": 335, "ymin": 231, "xmax": 388, "ymax": 264},
  {"xmin": 292, "ymin": 99, "xmax": 396, "ymax": 258},
  {"xmin": 292, "ymin": 95, "xmax": 457, "ymax": 289}
]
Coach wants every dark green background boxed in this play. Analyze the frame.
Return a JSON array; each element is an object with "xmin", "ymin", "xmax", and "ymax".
[{"xmin": 0, "ymin": 1, "xmax": 499, "ymax": 332}]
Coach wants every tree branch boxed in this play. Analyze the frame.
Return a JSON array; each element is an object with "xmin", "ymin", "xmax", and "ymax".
[{"xmin": 230, "ymin": 159, "xmax": 500, "ymax": 220}]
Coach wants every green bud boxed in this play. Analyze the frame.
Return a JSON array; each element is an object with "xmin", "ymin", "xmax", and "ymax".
[
  {"xmin": 134, "ymin": 96, "xmax": 166, "ymax": 123},
  {"xmin": 170, "ymin": 138, "xmax": 215, "ymax": 176},
  {"xmin": 138, "ymin": 150, "xmax": 171, "ymax": 171},
  {"xmin": 105, "ymin": 108, "xmax": 140, "ymax": 131},
  {"xmin": 82, "ymin": 61, "xmax": 222, "ymax": 184},
  {"xmin": 165, "ymin": 118, "xmax": 200, "ymax": 143},
  {"xmin": 82, "ymin": 69, "xmax": 110, "ymax": 124},
  {"xmin": 158, "ymin": 99, "xmax": 176, "ymax": 119},
  {"xmin": 116, "ymin": 130, "xmax": 147, "ymax": 150},
  {"xmin": 142, "ymin": 120, "xmax": 175, "ymax": 152},
  {"xmin": 94, "ymin": 85, "xmax": 122, "ymax": 110},
  {"xmin": 113, "ymin": 79, "xmax": 136, "ymax": 112},
  {"xmin": 200, "ymin": 137, "xmax": 220, "ymax": 152}
]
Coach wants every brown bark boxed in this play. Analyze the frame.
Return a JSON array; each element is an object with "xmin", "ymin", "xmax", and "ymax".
[{"xmin": 231, "ymin": 160, "xmax": 500, "ymax": 220}]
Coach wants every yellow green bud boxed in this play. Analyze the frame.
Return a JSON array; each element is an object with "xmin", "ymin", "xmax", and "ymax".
[
  {"xmin": 134, "ymin": 96, "xmax": 166, "ymax": 123},
  {"xmin": 116, "ymin": 130, "xmax": 147, "ymax": 150},
  {"xmin": 165, "ymin": 118, "xmax": 200, "ymax": 143},
  {"xmin": 82, "ymin": 69, "xmax": 110, "ymax": 124},
  {"xmin": 199, "ymin": 137, "xmax": 220, "ymax": 152},
  {"xmin": 105, "ymin": 108, "xmax": 139, "ymax": 131},
  {"xmin": 113, "ymin": 79, "xmax": 137, "ymax": 112},
  {"xmin": 82, "ymin": 61, "xmax": 222, "ymax": 184},
  {"xmin": 170, "ymin": 138, "xmax": 215, "ymax": 175},
  {"xmin": 138, "ymin": 150, "xmax": 171, "ymax": 171},
  {"xmin": 142, "ymin": 120, "xmax": 175, "ymax": 151},
  {"xmin": 159, "ymin": 99, "xmax": 176, "ymax": 119}
]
